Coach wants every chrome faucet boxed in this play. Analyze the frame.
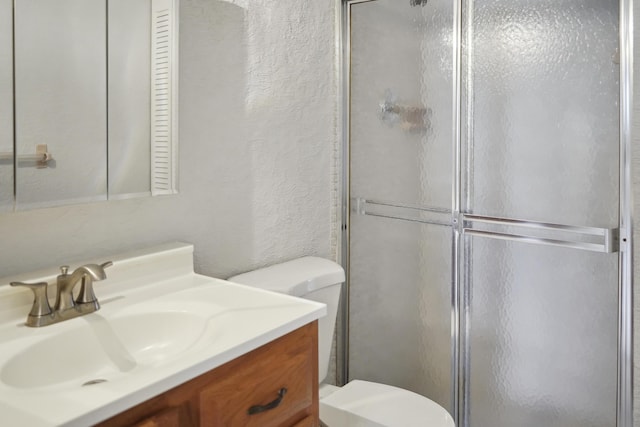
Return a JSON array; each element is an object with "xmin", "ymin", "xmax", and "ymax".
[{"xmin": 11, "ymin": 261, "xmax": 113, "ymax": 327}]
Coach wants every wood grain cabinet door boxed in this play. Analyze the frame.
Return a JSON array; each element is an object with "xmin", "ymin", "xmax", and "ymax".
[{"xmin": 200, "ymin": 323, "xmax": 318, "ymax": 427}]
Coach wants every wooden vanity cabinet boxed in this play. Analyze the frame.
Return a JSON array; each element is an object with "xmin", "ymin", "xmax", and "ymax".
[{"xmin": 97, "ymin": 322, "xmax": 319, "ymax": 427}]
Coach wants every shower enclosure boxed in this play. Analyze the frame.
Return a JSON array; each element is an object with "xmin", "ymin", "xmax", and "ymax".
[{"xmin": 339, "ymin": 1, "xmax": 633, "ymax": 426}]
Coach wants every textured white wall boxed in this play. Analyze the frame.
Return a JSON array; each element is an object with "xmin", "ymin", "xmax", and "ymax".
[{"xmin": 0, "ymin": 0, "xmax": 338, "ymax": 280}]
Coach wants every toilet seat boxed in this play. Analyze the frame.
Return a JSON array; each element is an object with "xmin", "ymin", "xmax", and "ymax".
[{"xmin": 319, "ymin": 380, "xmax": 455, "ymax": 427}]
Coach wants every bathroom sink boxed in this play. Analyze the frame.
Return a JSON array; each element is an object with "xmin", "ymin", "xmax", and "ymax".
[
  {"xmin": 1, "ymin": 310, "xmax": 210, "ymax": 389},
  {"xmin": 0, "ymin": 243, "xmax": 326, "ymax": 427}
]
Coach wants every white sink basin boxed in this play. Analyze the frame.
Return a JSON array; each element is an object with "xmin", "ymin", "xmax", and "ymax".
[
  {"xmin": 0, "ymin": 243, "xmax": 326, "ymax": 427},
  {"xmin": 1, "ymin": 310, "xmax": 209, "ymax": 389}
]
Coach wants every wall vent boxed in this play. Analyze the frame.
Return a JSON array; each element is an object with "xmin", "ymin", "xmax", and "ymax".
[{"xmin": 151, "ymin": 0, "xmax": 177, "ymax": 195}]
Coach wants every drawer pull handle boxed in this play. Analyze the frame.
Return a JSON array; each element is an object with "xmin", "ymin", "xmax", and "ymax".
[{"xmin": 247, "ymin": 388, "xmax": 287, "ymax": 415}]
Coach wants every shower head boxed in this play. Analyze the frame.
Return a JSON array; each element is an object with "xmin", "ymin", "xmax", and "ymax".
[{"xmin": 410, "ymin": 0, "xmax": 428, "ymax": 6}]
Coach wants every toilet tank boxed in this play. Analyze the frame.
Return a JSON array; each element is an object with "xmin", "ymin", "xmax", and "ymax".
[{"xmin": 228, "ymin": 257, "xmax": 345, "ymax": 384}]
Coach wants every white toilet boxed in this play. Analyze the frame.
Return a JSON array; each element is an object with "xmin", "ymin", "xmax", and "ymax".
[{"xmin": 229, "ymin": 257, "xmax": 455, "ymax": 427}]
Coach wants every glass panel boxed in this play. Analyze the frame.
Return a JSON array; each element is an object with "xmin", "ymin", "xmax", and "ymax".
[
  {"xmin": 0, "ymin": 0, "xmax": 12, "ymax": 211},
  {"xmin": 465, "ymin": 236, "xmax": 618, "ymax": 427},
  {"xmin": 108, "ymin": 0, "xmax": 152, "ymax": 198},
  {"xmin": 14, "ymin": 0, "xmax": 107, "ymax": 209},
  {"xmin": 350, "ymin": 0, "xmax": 453, "ymax": 210},
  {"xmin": 349, "ymin": 214, "xmax": 452, "ymax": 412},
  {"xmin": 462, "ymin": 0, "xmax": 619, "ymax": 227}
]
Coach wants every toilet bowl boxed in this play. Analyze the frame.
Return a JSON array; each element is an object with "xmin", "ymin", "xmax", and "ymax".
[{"xmin": 229, "ymin": 257, "xmax": 455, "ymax": 427}]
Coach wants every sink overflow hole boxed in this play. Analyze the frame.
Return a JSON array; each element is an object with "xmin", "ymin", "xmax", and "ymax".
[{"xmin": 82, "ymin": 379, "xmax": 108, "ymax": 386}]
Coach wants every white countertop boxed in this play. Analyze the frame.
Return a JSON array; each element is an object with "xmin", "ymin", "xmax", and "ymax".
[{"xmin": 0, "ymin": 243, "xmax": 326, "ymax": 426}]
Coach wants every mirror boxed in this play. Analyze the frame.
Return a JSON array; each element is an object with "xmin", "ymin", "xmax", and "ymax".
[
  {"xmin": 0, "ymin": 0, "xmax": 178, "ymax": 211},
  {"xmin": 0, "ymin": 0, "xmax": 13, "ymax": 212}
]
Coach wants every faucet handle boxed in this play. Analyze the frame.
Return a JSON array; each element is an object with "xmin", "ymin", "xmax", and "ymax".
[
  {"xmin": 75, "ymin": 261, "xmax": 113, "ymax": 305},
  {"xmin": 59, "ymin": 265, "xmax": 69, "ymax": 276},
  {"xmin": 10, "ymin": 281, "xmax": 52, "ymax": 321}
]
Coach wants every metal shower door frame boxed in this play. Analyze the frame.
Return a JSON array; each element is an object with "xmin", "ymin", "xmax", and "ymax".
[{"xmin": 338, "ymin": 0, "xmax": 634, "ymax": 426}]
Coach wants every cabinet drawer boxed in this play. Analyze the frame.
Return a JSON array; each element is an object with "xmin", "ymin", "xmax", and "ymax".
[
  {"xmin": 133, "ymin": 407, "xmax": 182, "ymax": 427},
  {"xmin": 291, "ymin": 415, "xmax": 317, "ymax": 427},
  {"xmin": 200, "ymin": 328, "xmax": 315, "ymax": 427}
]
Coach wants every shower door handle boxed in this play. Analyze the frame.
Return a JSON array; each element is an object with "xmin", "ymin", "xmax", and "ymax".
[{"xmin": 462, "ymin": 214, "xmax": 619, "ymax": 253}]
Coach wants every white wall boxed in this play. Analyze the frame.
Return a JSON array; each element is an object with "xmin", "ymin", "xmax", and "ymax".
[{"xmin": 0, "ymin": 0, "xmax": 338, "ymax": 280}]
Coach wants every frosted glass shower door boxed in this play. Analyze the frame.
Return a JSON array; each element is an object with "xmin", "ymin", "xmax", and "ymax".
[
  {"xmin": 464, "ymin": 238, "xmax": 618, "ymax": 427},
  {"xmin": 346, "ymin": 0, "xmax": 622, "ymax": 424},
  {"xmin": 461, "ymin": 1, "xmax": 620, "ymax": 426},
  {"xmin": 347, "ymin": 0, "xmax": 454, "ymax": 413},
  {"xmin": 350, "ymin": 216, "xmax": 452, "ymax": 408},
  {"xmin": 462, "ymin": 0, "xmax": 619, "ymax": 226}
]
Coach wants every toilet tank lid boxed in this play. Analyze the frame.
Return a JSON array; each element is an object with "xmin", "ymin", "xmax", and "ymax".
[{"xmin": 228, "ymin": 257, "xmax": 345, "ymax": 297}]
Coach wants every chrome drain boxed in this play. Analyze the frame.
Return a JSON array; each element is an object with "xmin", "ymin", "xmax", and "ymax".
[{"xmin": 82, "ymin": 379, "xmax": 108, "ymax": 386}]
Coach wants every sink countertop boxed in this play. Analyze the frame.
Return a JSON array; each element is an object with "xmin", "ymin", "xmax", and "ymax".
[{"xmin": 0, "ymin": 243, "xmax": 326, "ymax": 427}]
